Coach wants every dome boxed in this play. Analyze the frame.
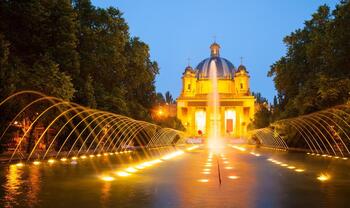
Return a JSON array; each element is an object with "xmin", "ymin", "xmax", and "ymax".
[
  {"xmin": 195, "ymin": 42, "xmax": 235, "ymax": 79},
  {"xmin": 183, "ymin": 65, "xmax": 195, "ymax": 75},
  {"xmin": 237, "ymin": 64, "xmax": 247, "ymax": 72}
]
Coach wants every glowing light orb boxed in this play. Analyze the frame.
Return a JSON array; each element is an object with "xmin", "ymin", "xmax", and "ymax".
[
  {"xmin": 33, "ymin": 161, "xmax": 41, "ymax": 165},
  {"xmin": 228, "ymin": 175, "xmax": 239, "ymax": 180},
  {"xmin": 89, "ymin": 155, "xmax": 94, "ymax": 158},
  {"xmin": 101, "ymin": 176, "xmax": 115, "ymax": 181},
  {"xmin": 97, "ymin": 154, "xmax": 101, "ymax": 157},
  {"xmin": 197, "ymin": 179, "xmax": 209, "ymax": 183},
  {"xmin": 116, "ymin": 171, "xmax": 130, "ymax": 177},
  {"xmin": 295, "ymin": 169, "xmax": 305, "ymax": 172},
  {"xmin": 71, "ymin": 157, "xmax": 78, "ymax": 160},
  {"xmin": 125, "ymin": 167, "xmax": 138, "ymax": 173},
  {"xmin": 48, "ymin": 159, "xmax": 55, "ymax": 164},
  {"xmin": 136, "ymin": 165, "xmax": 145, "ymax": 169},
  {"xmin": 202, "ymin": 171, "xmax": 210, "ymax": 174},
  {"xmin": 287, "ymin": 166, "xmax": 295, "ymax": 169},
  {"xmin": 15, "ymin": 162, "xmax": 24, "ymax": 167},
  {"xmin": 317, "ymin": 173, "xmax": 330, "ymax": 181},
  {"xmin": 60, "ymin": 157, "xmax": 67, "ymax": 162},
  {"xmin": 80, "ymin": 155, "xmax": 87, "ymax": 159},
  {"xmin": 225, "ymin": 166, "xmax": 233, "ymax": 170}
]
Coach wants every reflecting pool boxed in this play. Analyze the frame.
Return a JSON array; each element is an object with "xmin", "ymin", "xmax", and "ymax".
[{"xmin": 1, "ymin": 146, "xmax": 350, "ymax": 208}]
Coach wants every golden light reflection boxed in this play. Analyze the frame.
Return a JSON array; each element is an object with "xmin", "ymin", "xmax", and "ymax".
[
  {"xmin": 4, "ymin": 165, "xmax": 23, "ymax": 204},
  {"xmin": 187, "ymin": 145, "xmax": 199, "ymax": 151},
  {"xmin": 27, "ymin": 166, "xmax": 40, "ymax": 206},
  {"xmin": 295, "ymin": 169, "xmax": 305, "ymax": 172},
  {"xmin": 225, "ymin": 166, "xmax": 233, "ymax": 170},
  {"xmin": 232, "ymin": 145, "xmax": 246, "ymax": 151},
  {"xmin": 202, "ymin": 171, "xmax": 210, "ymax": 174},
  {"xmin": 208, "ymin": 139, "xmax": 224, "ymax": 154},
  {"xmin": 60, "ymin": 157, "xmax": 67, "ymax": 162}
]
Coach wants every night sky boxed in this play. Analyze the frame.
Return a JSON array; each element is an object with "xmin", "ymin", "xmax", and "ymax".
[{"xmin": 92, "ymin": 0, "xmax": 338, "ymax": 102}]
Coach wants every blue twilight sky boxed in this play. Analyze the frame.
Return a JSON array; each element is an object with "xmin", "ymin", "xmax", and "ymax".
[{"xmin": 92, "ymin": 0, "xmax": 339, "ymax": 102}]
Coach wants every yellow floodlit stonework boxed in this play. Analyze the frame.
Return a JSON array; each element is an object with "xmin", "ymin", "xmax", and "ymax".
[{"xmin": 177, "ymin": 42, "xmax": 255, "ymax": 138}]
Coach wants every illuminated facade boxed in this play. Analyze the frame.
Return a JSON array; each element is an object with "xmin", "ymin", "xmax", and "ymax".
[{"xmin": 176, "ymin": 42, "xmax": 255, "ymax": 138}]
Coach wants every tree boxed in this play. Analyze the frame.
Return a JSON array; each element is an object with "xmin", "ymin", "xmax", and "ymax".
[
  {"xmin": 268, "ymin": 1, "xmax": 350, "ymax": 119},
  {"xmin": 165, "ymin": 91, "xmax": 174, "ymax": 104}
]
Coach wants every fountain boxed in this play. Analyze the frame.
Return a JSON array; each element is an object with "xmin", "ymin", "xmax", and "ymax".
[
  {"xmin": 248, "ymin": 103, "xmax": 350, "ymax": 157},
  {"xmin": 0, "ymin": 91, "xmax": 187, "ymax": 164},
  {"xmin": 207, "ymin": 60, "xmax": 223, "ymax": 153}
]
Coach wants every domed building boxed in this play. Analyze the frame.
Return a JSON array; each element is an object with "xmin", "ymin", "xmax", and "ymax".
[{"xmin": 176, "ymin": 42, "xmax": 255, "ymax": 138}]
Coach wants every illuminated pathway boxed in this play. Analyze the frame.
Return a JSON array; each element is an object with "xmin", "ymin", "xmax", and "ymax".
[{"xmin": 1, "ymin": 145, "xmax": 350, "ymax": 207}]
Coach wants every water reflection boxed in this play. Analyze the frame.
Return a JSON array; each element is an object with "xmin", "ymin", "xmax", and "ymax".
[
  {"xmin": 1, "ymin": 148, "xmax": 350, "ymax": 207},
  {"xmin": 3, "ymin": 165, "xmax": 23, "ymax": 207},
  {"xmin": 100, "ymin": 182, "xmax": 111, "ymax": 207},
  {"xmin": 27, "ymin": 166, "xmax": 41, "ymax": 207}
]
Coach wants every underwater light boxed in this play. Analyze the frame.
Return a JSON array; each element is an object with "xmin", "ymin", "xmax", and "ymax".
[
  {"xmin": 48, "ymin": 159, "xmax": 55, "ymax": 164},
  {"xmin": 136, "ymin": 164, "xmax": 145, "ymax": 169},
  {"xmin": 228, "ymin": 175, "xmax": 239, "ymax": 180},
  {"xmin": 317, "ymin": 173, "xmax": 330, "ymax": 181},
  {"xmin": 125, "ymin": 167, "xmax": 138, "ymax": 173},
  {"xmin": 33, "ymin": 161, "xmax": 40, "ymax": 165},
  {"xmin": 116, "ymin": 171, "xmax": 130, "ymax": 177},
  {"xmin": 15, "ymin": 162, "xmax": 24, "ymax": 167},
  {"xmin": 101, "ymin": 176, "xmax": 115, "ymax": 181}
]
